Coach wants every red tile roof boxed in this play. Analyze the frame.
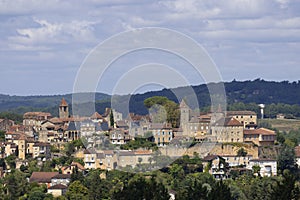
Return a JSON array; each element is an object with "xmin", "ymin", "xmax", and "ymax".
[
  {"xmin": 48, "ymin": 184, "xmax": 68, "ymax": 190},
  {"xmin": 227, "ymin": 111, "xmax": 256, "ymax": 116},
  {"xmin": 90, "ymin": 112, "xmax": 103, "ymax": 119},
  {"xmin": 214, "ymin": 117, "xmax": 243, "ymax": 127},
  {"xmin": 60, "ymin": 98, "xmax": 68, "ymax": 107},
  {"xmin": 244, "ymin": 128, "xmax": 275, "ymax": 135},
  {"xmin": 30, "ymin": 172, "xmax": 59, "ymax": 183}
]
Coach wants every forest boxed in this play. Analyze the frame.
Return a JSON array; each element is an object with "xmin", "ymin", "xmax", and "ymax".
[{"xmin": 0, "ymin": 79, "xmax": 300, "ymax": 118}]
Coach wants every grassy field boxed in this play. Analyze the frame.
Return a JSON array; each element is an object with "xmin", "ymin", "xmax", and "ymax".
[{"xmin": 259, "ymin": 118, "xmax": 300, "ymax": 132}]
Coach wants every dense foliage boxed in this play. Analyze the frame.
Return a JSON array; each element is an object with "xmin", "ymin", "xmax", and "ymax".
[{"xmin": 1, "ymin": 80, "xmax": 300, "ymax": 117}]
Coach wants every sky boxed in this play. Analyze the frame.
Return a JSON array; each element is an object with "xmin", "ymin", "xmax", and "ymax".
[{"xmin": 0, "ymin": 0, "xmax": 299, "ymax": 95}]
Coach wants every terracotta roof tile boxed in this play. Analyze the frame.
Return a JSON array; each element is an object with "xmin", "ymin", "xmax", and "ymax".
[
  {"xmin": 227, "ymin": 111, "xmax": 256, "ymax": 116},
  {"xmin": 30, "ymin": 172, "xmax": 58, "ymax": 183},
  {"xmin": 48, "ymin": 184, "xmax": 68, "ymax": 190},
  {"xmin": 244, "ymin": 128, "xmax": 275, "ymax": 135},
  {"xmin": 60, "ymin": 98, "xmax": 68, "ymax": 106},
  {"xmin": 90, "ymin": 112, "xmax": 103, "ymax": 119}
]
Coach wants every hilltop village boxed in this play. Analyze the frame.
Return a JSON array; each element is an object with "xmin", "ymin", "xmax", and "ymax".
[{"xmin": 1, "ymin": 97, "xmax": 298, "ymax": 198}]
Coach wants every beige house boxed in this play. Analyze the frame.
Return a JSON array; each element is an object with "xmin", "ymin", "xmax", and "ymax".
[
  {"xmin": 150, "ymin": 123, "xmax": 174, "ymax": 146},
  {"xmin": 221, "ymin": 155, "xmax": 254, "ymax": 167},
  {"xmin": 109, "ymin": 129, "xmax": 131, "ymax": 145},
  {"xmin": 23, "ymin": 112, "xmax": 52, "ymax": 130},
  {"xmin": 202, "ymin": 155, "xmax": 227, "ymax": 179},
  {"xmin": 211, "ymin": 117, "xmax": 244, "ymax": 143},
  {"xmin": 32, "ymin": 142, "xmax": 51, "ymax": 159},
  {"xmin": 47, "ymin": 184, "xmax": 67, "ymax": 197},
  {"xmin": 83, "ymin": 149, "xmax": 97, "ymax": 169},
  {"xmin": 30, "ymin": 172, "xmax": 59, "ymax": 188},
  {"xmin": 227, "ymin": 111, "xmax": 257, "ymax": 128},
  {"xmin": 61, "ymin": 161, "xmax": 85, "ymax": 174},
  {"xmin": 0, "ymin": 119, "xmax": 14, "ymax": 131},
  {"xmin": 244, "ymin": 128, "xmax": 276, "ymax": 146}
]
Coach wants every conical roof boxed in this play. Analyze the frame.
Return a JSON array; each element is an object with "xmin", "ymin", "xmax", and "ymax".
[
  {"xmin": 60, "ymin": 98, "xmax": 68, "ymax": 107},
  {"xmin": 179, "ymin": 99, "xmax": 189, "ymax": 108},
  {"xmin": 90, "ymin": 112, "xmax": 103, "ymax": 119}
]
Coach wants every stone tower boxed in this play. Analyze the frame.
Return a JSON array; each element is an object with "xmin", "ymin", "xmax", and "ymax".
[
  {"xmin": 180, "ymin": 99, "xmax": 190, "ymax": 133},
  {"xmin": 59, "ymin": 98, "xmax": 69, "ymax": 119},
  {"xmin": 18, "ymin": 135, "xmax": 26, "ymax": 160}
]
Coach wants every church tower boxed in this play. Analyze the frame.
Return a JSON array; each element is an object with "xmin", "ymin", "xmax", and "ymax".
[
  {"xmin": 180, "ymin": 99, "xmax": 190, "ymax": 133},
  {"xmin": 59, "ymin": 98, "xmax": 69, "ymax": 119}
]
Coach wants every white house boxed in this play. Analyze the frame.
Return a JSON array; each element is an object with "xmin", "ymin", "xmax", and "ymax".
[{"xmin": 247, "ymin": 158, "xmax": 277, "ymax": 177}]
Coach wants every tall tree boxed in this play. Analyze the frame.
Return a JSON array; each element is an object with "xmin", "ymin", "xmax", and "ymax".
[
  {"xmin": 65, "ymin": 181, "xmax": 89, "ymax": 200},
  {"xmin": 110, "ymin": 109, "xmax": 115, "ymax": 128}
]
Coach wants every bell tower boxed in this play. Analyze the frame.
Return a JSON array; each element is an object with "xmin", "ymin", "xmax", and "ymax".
[
  {"xmin": 180, "ymin": 99, "xmax": 190, "ymax": 133},
  {"xmin": 59, "ymin": 98, "xmax": 69, "ymax": 119}
]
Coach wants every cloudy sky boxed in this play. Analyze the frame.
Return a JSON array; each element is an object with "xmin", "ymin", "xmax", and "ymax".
[{"xmin": 0, "ymin": 0, "xmax": 299, "ymax": 95}]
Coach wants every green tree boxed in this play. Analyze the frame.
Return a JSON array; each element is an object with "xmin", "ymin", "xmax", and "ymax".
[
  {"xmin": 144, "ymin": 96, "xmax": 180, "ymax": 128},
  {"xmin": 110, "ymin": 109, "xmax": 114, "ymax": 128},
  {"xmin": 84, "ymin": 170, "xmax": 110, "ymax": 200},
  {"xmin": 252, "ymin": 165, "xmax": 261, "ymax": 176},
  {"xmin": 4, "ymin": 170, "xmax": 29, "ymax": 199},
  {"xmin": 70, "ymin": 165, "xmax": 84, "ymax": 183},
  {"xmin": 237, "ymin": 148, "xmax": 248, "ymax": 157},
  {"xmin": 272, "ymin": 170, "xmax": 297, "ymax": 200},
  {"xmin": 65, "ymin": 181, "xmax": 89, "ymax": 200},
  {"xmin": 277, "ymin": 144, "xmax": 297, "ymax": 174},
  {"xmin": 208, "ymin": 180, "xmax": 232, "ymax": 200}
]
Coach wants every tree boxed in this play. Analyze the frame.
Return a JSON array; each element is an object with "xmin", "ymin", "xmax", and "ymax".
[
  {"xmin": 27, "ymin": 185, "xmax": 53, "ymax": 200},
  {"xmin": 237, "ymin": 148, "xmax": 248, "ymax": 157},
  {"xmin": 65, "ymin": 181, "xmax": 89, "ymax": 200},
  {"xmin": 110, "ymin": 109, "xmax": 114, "ymax": 128},
  {"xmin": 65, "ymin": 142, "xmax": 75, "ymax": 157},
  {"xmin": 138, "ymin": 157, "xmax": 143, "ymax": 165},
  {"xmin": 144, "ymin": 96, "xmax": 180, "ymax": 128},
  {"xmin": 70, "ymin": 166, "xmax": 84, "ymax": 183},
  {"xmin": 4, "ymin": 170, "xmax": 29, "ymax": 199},
  {"xmin": 252, "ymin": 165, "xmax": 261, "ymax": 176},
  {"xmin": 208, "ymin": 180, "xmax": 232, "ymax": 200},
  {"xmin": 277, "ymin": 144, "xmax": 297, "ymax": 174},
  {"xmin": 272, "ymin": 169, "xmax": 298, "ymax": 200},
  {"xmin": 84, "ymin": 170, "xmax": 110, "ymax": 200}
]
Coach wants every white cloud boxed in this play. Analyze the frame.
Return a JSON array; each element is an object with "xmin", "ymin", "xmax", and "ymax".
[
  {"xmin": 8, "ymin": 19, "xmax": 98, "ymax": 48},
  {"xmin": 0, "ymin": 0, "xmax": 299, "ymax": 95}
]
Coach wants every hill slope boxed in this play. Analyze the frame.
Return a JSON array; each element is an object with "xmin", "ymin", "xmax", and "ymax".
[{"xmin": 0, "ymin": 79, "xmax": 300, "ymax": 116}]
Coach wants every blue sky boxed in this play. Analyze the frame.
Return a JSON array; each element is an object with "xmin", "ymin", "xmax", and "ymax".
[{"xmin": 0, "ymin": 0, "xmax": 299, "ymax": 95}]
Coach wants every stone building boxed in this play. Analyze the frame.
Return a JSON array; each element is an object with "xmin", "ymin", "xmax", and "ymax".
[
  {"xmin": 211, "ymin": 117, "xmax": 244, "ymax": 143},
  {"xmin": 59, "ymin": 98, "xmax": 69, "ymax": 119}
]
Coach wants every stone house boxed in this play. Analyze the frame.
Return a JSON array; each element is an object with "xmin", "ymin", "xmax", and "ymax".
[
  {"xmin": 51, "ymin": 174, "xmax": 71, "ymax": 186},
  {"xmin": 202, "ymin": 155, "xmax": 227, "ymax": 180},
  {"xmin": 29, "ymin": 172, "xmax": 59, "ymax": 188},
  {"xmin": 211, "ymin": 117, "xmax": 244, "ymax": 143},
  {"xmin": 150, "ymin": 123, "xmax": 174, "ymax": 146},
  {"xmin": 61, "ymin": 161, "xmax": 85, "ymax": 174},
  {"xmin": 243, "ymin": 128, "xmax": 276, "ymax": 146},
  {"xmin": 109, "ymin": 129, "xmax": 131, "ymax": 145},
  {"xmin": 227, "ymin": 111, "xmax": 257, "ymax": 128},
  {"xmin": 0, "ymin": 119, "xmax": 14, "ymax": 131},
  {"xmin": 47, "ymin": 184, "xmax": 68, "ymax": 197}
]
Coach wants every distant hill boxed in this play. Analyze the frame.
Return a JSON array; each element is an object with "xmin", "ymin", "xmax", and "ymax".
[
  {"xmin": 1, "ymin": 79, "xmax": 300, "ymax": 117},
  {"xmin": 0, "ymin": 93, "xmax": 110, "ymax": 116}
]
